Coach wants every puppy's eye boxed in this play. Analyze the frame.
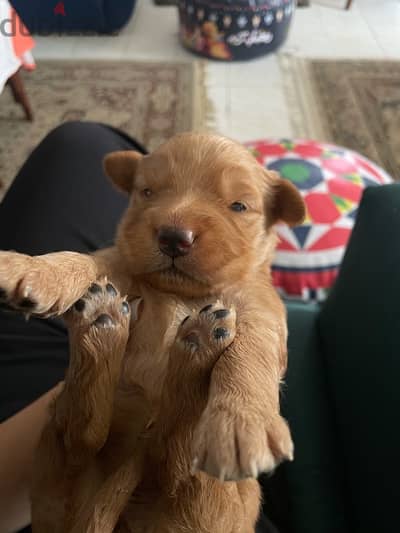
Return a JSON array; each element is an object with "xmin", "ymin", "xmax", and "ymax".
[
  {"xmin": 230, "ymin": 202, "xmax": 247, "ymax": 212},
  {"xmin": 141, "ymin": 188, "xmax": 153, "ymax": 198}
]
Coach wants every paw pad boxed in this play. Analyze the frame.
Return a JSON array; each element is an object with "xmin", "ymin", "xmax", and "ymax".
[
  {"xmin": 122, "ymin": 301, "xmax": 130, "ymax": 315},
  {"xmin": 214, "ymin": 327, "xmax": 230, "ymax": 339},
  {"xmin": 88, "ymin": 283, "xmax": 102, "ymax": 295},
  {"xmin": 213, "ymin": 309, "xmax": 230, "ymax": 319},
  {"xmin": 94, "ymin": 314, "xmax": 114, "ymax": 328},
  {"xmin": 106, "ymin": 283, "xmax": 117, "ymax": 296},
  {"xmin": 74, "ymin": 299, "xmax": 86, "ymax": 312}
]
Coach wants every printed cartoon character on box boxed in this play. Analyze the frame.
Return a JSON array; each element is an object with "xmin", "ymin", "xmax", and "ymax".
[
  {"xmin": 201, "ymin": 21, "xmax": 232, "ymax": 60},
  {"xmin": 181, "ymin": 20, "xmax": 232, "ymax": 60}
]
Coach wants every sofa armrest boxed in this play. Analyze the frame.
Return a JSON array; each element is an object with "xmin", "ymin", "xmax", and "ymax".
[{"xmin": 319, "ymin": 184, "xmax": 400, "ymax": 532}]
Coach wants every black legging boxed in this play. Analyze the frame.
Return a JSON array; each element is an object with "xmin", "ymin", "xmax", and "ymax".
[{"xmin": 0, "ymin": 121, "xmax": 147, "ymax": 423}]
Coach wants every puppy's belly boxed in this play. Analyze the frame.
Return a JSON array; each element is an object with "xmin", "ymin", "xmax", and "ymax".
[{"xmin": 120, "ymin": 294, "xmax": 189, "ymax": 397}]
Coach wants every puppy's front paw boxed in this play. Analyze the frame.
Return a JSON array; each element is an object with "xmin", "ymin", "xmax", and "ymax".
[
  {"xmin": 65, "ymin": 279, "xmax": 140, "ymax": 352},
  {"xmin": 192, "ymin": 407, "xmax": 293, "ymax": 482},
  {"xmin": 176, "ymin": 302, "xmax": 236, "ymax": 360},
  {"xmin": 0, "ymin": 251, "xmax": 59, "ymax": 315}
]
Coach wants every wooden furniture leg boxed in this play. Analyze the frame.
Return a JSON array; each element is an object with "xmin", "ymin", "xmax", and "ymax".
[
  {"xmin": 8, "ymin": 69, "xmax": 34, "ymax": 121},
  {"xmin": 345, "ymin": 0, "xmax": 353, "ymax": 9}
]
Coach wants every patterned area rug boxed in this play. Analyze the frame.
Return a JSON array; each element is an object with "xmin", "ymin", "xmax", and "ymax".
[
  {"xmin": 0, "ymin": 60, "xmax": 209, "ymax": 199},
  {"xmin": 281, "ymin": 56, "xmax": 400, "ymax": 181}
]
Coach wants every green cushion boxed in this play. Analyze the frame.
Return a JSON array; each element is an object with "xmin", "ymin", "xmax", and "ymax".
[
  {"xmin": 319, "ymin": 184, "xmax": 400, "ymax": 532},
  {"xmin": 283, "ymin": 303, "xmax": 349, "ymax": 533},
  {"xmin": 262, "ymin": 302, "xmax": 349, "ymax": 532}
]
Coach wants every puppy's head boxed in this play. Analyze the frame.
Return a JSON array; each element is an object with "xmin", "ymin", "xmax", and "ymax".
[{"xmin": 104, "ymin": 133, "xmax": 305, "ymax": 297}]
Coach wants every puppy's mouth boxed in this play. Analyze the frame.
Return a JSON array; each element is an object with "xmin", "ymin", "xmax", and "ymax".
[
  {"xmin": 160, "ymin": 263, "xmax": 195, "ymax": 282},
  {"xmin": 156, "ymin": 260, "xmax": 209, "ymax": 286},
  {"xmin": 143, "ymin": 259, "xmax": 213, "ymax": 296}
]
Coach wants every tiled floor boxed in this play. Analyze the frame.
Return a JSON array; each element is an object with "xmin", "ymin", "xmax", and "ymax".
[{"xmin": 33, "ymin": 0, "xmax": 400, "ymax": 143}]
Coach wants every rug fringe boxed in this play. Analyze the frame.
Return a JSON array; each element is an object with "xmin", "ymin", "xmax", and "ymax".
[
  {"xmin": 279, "ymin": 53, "xmax": 307, "ymax": 139},
  {"xmin": 278, "ymin": 53, "xmax": 328, "ymax": 142},
  {"xmin": 192, "ymin": 60, "xmax": 216, "ymax": 133}
]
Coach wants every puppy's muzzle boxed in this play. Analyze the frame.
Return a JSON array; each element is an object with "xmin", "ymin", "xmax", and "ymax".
[{"xmin": 158, "ymin": 226, "xmax": 194, "ymax": 258}]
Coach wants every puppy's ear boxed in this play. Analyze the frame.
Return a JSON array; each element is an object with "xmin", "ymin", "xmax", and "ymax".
[
  {"xmin": 103, "ymin": 151, "xmax": 143, "ymax": 194},
  {"xmin": 268, "ymin": 171, "xmax": 306, "ymax": 227}
]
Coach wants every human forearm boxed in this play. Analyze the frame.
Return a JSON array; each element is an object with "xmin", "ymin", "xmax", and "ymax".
[{"xmin": 0, "ymin": 384, "xmax": 62, "ymax": 532}]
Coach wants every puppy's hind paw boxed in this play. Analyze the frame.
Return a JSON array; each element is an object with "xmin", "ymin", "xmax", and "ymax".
[
  {"xmin": 176, "ymin": 302, "xmax": 236, "ymax": 360},
  {"xmin": 65, "ymin": 279, "xmax": 141, "ymax": 353}
]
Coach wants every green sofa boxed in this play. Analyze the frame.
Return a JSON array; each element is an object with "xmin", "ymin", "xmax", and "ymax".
[{"xmin": 259, "ymin": 183, "xmax": 400, "ymax": 533}]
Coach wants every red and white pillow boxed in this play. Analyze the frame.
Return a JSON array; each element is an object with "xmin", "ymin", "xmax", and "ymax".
[{"xmin": 245, "ymin": 139, "xmax": 393, "ymax": 302}]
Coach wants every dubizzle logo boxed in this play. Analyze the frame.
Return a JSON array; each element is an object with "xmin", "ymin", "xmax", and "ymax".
[{"xmin": 54, "ymin": 2, "xmax": 66, "ymax": 16}]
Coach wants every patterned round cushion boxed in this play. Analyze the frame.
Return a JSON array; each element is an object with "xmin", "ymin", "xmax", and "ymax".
[{"xmin": 245, "ymin": 139, "xmax": 393, "ymax": 302}]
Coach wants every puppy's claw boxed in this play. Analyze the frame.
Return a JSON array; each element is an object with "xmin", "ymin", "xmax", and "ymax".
[
  {"xmin": 283, "ymin": 441, "xmax": 294, "ymax": 462},
  {"xmin": 250, "ymin": 460, "xmax": 258, "ymax": 479},
  {"xmin": 22, "ymin": 285, "xmax": 32, "ymax": 299},
  {"xmin": 190, "ymin": 457, "xmax": 199, "ymax": 476},
  {"xmin": 129, "ymin": 297, "xmax": 143, "ymax": 321},
  {"xmin": 219, "ymin": 468, "xmax": 227, "ymax": 483}
]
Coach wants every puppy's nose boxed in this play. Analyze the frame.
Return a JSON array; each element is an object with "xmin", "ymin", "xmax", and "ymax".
[{"xmin": 158, "ymin": 226, "xmax": 194, "ymax": 258}]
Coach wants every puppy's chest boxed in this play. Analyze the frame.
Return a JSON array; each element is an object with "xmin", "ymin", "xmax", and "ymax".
[{"xmin": 120, "ymin": 294, "xmax": 190, "ymax": 397}]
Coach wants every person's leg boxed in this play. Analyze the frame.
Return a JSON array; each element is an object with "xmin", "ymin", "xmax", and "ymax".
[
  {"xmin": 0, "ymin": 121, "xmax": 146, "ymax": 256},
  {"xmin": 0, "ymin": 121, "xmax": 147, "ymax": 532},
  {"xmin": 0, "ymin": 120, "xmax": 147, "ymax": 421}
]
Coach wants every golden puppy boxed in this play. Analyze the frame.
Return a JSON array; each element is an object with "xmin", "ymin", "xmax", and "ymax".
[{"xmin": 0, "ymin": 133, "xmax": 305, "ymax": 532}]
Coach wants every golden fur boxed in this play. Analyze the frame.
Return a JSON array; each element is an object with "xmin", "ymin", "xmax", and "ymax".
[{"xmin": 0, "ymin": 133, "xmax": 305, "ymax": 532}]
